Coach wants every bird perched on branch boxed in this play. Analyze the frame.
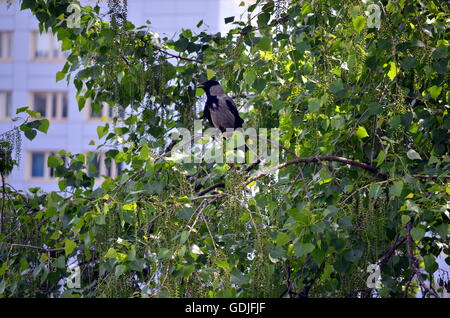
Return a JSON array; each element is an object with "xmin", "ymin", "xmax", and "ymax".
[
  {"xmin": 197, "ymin": 80, "xmax": 244, "ymax": 132},
  {"xmin": 197, "ymin": 80, "xmax": 260, "ymax": 169}
]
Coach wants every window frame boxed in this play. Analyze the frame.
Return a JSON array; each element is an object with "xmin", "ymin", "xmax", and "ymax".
[
  {"xmin": 85, "ymin": 151, "xmax": 122, "ymax": 179},
  {"xmin": 0, "ymin": 31, "xmax": 13, "ymax": 61},
  {"xmin": 0, "ymin": 91, "xmax": 13, "ymax": 121},
  {"xmin": 29, "ymin": 91, "xmax": 68, "ymax": 121},
  {"xmin": 84, "ymin": 99, "xmax": 123, "ymax": 122},
  {"xmin": 30, "ymin": 31, "xmax": 66, "ymax": 62},
  {"xmin": 27, "ymin": 151, "xmax": 61, "ymax": 181}
]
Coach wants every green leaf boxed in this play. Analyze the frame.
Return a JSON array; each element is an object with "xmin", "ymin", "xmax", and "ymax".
[
  {"xmin": 0, "ymin": 262, "xmax": 9, "ymax": 275},
  {"xmin": 294, "ymin": 243, "xmax": 315, "ymax": 257},
  {"xmin": 257, "ymin": 12, "xmax": 270, "ymax": 27},
  {"xmin": 55, "ymin": 255, "xmax": 66, "ymax": 269},
  {"xmin": 400, "ymin": 57, "xmax": 419, "ymax": 71},
  {"xmin": 428, "ymin": 155, "xmax": 439, "ymax": 165},
  {"xmin": 253, "ymin": 78, "xmax": 266, "ymax": 93},
  {"xmin": 24, "ymin": 129, "xmax": 37, "ymax": 141},
  {"xmin": 406, "ymin": 149, "xmax": 422, "ymax": 160},
  {"xmin": 276, "ymin": 232, "xmax": 290, "ymax": 246},
  {"xmin": 401, "ymin": 215, "xmax": 411, "ymax": 226},
  {"xmin": 329, "ymin": 79, "xmax": 344, "ymax": 93},
  {"xmin": 180, "ymin": 231, "xmax": 189, "ymax": 244},
  {"xmin": 115, "ymin": 264, "xmax": 127, "ymax": 277},
  {"xmin": 244, "ymin": 70, "xmax": 256, "ymax": 86},
  {"xmin": 411, "ymin": 227, "xmax": 425, "ymax": 241},
  {"xmin": 206, "ymin": 69, "xmax": 215, "ymax": 80},
  {"xmin": 387, "ymin": 61, "xmax": 399, "ymax": 80},
  {"xmin": 77, "ymin": 96, "xmax": 86, "ymax": 111},
  {"xmin": 56, "ymin": 71, "xmax": 65, "ymax": 82},
  {"xmin": 123, "ymin": 202, "xmax": 137, "ymax": 211},
  {"xmin": 140, "ymin": 144, "xmax": 149, "ymax": 160},
  {"xmin": 97, "ymin": 124, "xmax": 109, "ymax": 139},
  {"xmin": 174, "ymin": 264, "xmax": 195, "ymax": 278},
  {"xmin": 389, "ymin": 181, "xmax": 404, "ymax": 197},
  {"xmin": 258, "ymin": 37, "xmax": 271, "ymax": 51},
  {"xmin": 37, "ymin": 119, "xmax": 49, "ymax": 133},
  {"xmin": 177, "ymin": 207, "xmax": 194, "ymax": 220},
  {"xmin": 344, "ymin": 248, "xmax": 363, "ymax": 263},
  {"xmin": 323, "ymin": 205, "xmax": 339, "ymax": 217},
  {"xmin": 423, "ymin": 255, "xmax": 438, "ymax": 274},
  {"xmin": 339, "ymin": 216, "xmax": 353, "ymax": 229},
  {"xmin": 375, "ymin": 150, "xmax": 386, "ymax": 167},
  {"xmin": 431, "ymin": 46, "xmax": 448, "ymax": 60},
  {"xmin": 230, "ymin": 269, "xmax": 250, "ymax": 286},
  {"xmin": 224, "ymin": 16, "xmax": 234, "ymax": 24},
  {"xmin": 369, "ymin": 183, "xmax": 382, "ymax": 198},
  {"xmin": 157, "ymin": 248, "xmax": 172, "ymax": 259},
  {"xmin": 368, "ymin": 102, "xmax": 383, "ymax": 115},
  {"xmin": 61, "ymin": 37, "xmax": 71, "ymax": 51},
  {"xmin": 16, "ymin": 106, "xmax": 29, "ymax": 114},
  {"xmin": 47, "ymin": 155, "xmax": 62, "ymax": 168},
  {"xmin": 64, "ymin": 239, "xmax": 77, "ymax": 256},
  {"xmin": 104, "ymin": 248, "xmax": 118, "ymax": 259},
  {"xmin": 433, "ymin": 223, "xmax": 448, "ymax": 239},
  {"xmin": 355, "ymin": 126, "xmax": 369, "ymax": 139},
  {"xmin": 352, "ymin": 16, "xmax": 366, "ymax": 32},
  {"xmin": 174, "ymin": 37, "xmax": 189, "ymax": 51},
  {"xmin": 301, "ymin": 2, "xmax": 313, "ymax": 16},
  {"xmin": 308, "ymin": 98, "xmax": 321, "ymax": 113},
  {"xmin": 427, "ymin": 85, "xmax": 442, "ymax": 100}
]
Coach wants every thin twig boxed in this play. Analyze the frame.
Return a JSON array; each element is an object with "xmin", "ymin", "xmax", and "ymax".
[
  {"xmin": 153, "ymin": 47, "xmax": 201, "ymax": 63},
  {"xmin": 406, "ymin": 221, "xmax": 440, "ymax": 298},
  {"xmin": 2, "ymin": 243, "xmax": 64, "ymax": 253}
]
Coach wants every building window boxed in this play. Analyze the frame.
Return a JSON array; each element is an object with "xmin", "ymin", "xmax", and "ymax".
[
  {"xmin": 86, "ymin": 152, "xmax": 122, "ymax": 178},
  {"xmin": 31, "ymin": 152, "xmax": 45, "ymax": 177},
  {"xmin": 29, "ymin": 151, "xmax": 64, "ymax": 179},
  {"xmin": 31, "ymin": 31, "xmax": 66, "ymax": 60},
  {"xmin": 86, "ymin": 99, "xmax": 124, "ymax": 121},
  {"xmin": 0, "ymin": 91, "xmax": 12, "ymax": 120},
  {"xmin": 0, "ymin": 31, "xmax": 12, "ymax": 60},
  {"xmin": 30, "ymin": 92, "xmax": 68, "ymax": 120}
]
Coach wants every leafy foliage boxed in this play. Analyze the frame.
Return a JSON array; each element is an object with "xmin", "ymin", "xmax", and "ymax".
[{"xmin": 0, "ymin": 0, "xmax": 449, "ymax": 298}]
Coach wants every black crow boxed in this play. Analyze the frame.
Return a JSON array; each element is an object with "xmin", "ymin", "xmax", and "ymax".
[
  {"xmin": 197, "ymin": 80, "xmax": 244, "ymax": 132},
  {"xmin": 197, "ymin": 80, "xmax": 259, "ymax": 167}
]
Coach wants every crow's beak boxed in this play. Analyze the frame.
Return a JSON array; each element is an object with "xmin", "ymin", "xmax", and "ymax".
[{"xmin": 196, "ymin": 83, "xmax": 205, "ymax": 89}]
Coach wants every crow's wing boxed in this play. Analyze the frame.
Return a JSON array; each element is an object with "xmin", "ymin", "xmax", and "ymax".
[
  {"xmin": 222, "ymin": 95, "xmax": 244, "ymax": 128},
  {"xmin": 202, "ymin": 102, "xmax": 214, "ymax": 126}
]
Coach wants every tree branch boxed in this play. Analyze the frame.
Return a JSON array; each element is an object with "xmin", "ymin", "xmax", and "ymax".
[
  {"xmin": 2, "ymin": 243, "xmax": 64, "ymax": 253},
  {"xmin": 193, "ymin": 155, "xmax": 387, "ymax": 199},
  {"xmin": 406, "ymin": 221, "xmax": 440, "ymax": 298},
  {"xmin": 153, "ymin": 47, "xmax": 201, "ymax": 63},
  {"xmin": 243, "ymin": 156, "xmax": 388, "ymax": 188},
  {"xmin": 378, "ymin": 234, "xmax": 407, "ymax": 269},
  {"xmin": 196, "ymin": 182, "xmax": 225, "ymax": 197}
]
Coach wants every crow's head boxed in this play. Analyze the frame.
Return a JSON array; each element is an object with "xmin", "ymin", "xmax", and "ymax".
[{"xmin": 197, "ymin": 80, "xmax": 220, "ymax": 92}]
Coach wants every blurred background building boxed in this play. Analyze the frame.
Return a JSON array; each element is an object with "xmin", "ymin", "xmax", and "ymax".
[{"xmin": 0, "ymin": 0, "xmax": 244, "ymax": 192}]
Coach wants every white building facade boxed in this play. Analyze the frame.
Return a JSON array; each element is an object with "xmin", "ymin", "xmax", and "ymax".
[{"xmin": 0, "ymin": 0, "xmax": 241, "ymax": 192}]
